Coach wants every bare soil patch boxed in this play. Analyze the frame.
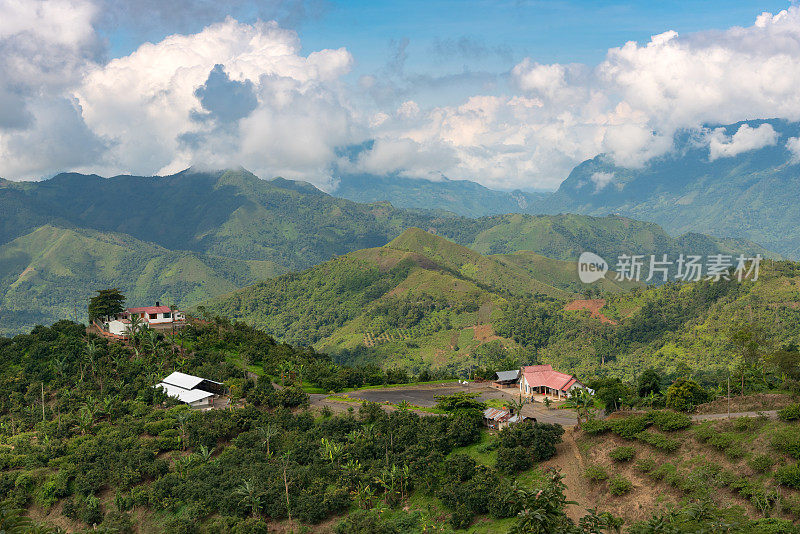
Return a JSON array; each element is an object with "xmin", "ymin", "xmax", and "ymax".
[
  {"xmin": 564, "ymin": 299, "xmax": 617, "ymax": 325},
  {"xmin": 695, "ymin": 393, "xmax": 797, "ymax": 414}
]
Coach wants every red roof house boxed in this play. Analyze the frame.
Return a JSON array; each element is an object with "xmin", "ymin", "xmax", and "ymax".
[{"xmin": 519, "ymin": 364, "xmax": 584, "ymax": 399}]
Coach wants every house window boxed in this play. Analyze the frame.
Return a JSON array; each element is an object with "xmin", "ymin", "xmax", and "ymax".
[
  {"xmin": 163, "ymin": 312, "xmax": 171, "ymax": 319},
  {"xmin": 149, "ymin": 313, "xmax": 157, "ymax": 319}
]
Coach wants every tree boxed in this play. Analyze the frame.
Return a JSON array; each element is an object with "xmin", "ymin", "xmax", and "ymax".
[
  {"xmin": 434, "ymin": 391, "xmax": 486, "ymax": 413},
  {"xmin": 88, "ymin": 288, "xmax": 126, "ymax": 321},
  {"xmin": 665, "ymin": 378, "xmax": 707, "ymax": 412},
  {"xmin": 234, "ymin": 478, "xmax": 261, "ymax": 518},
  {"xmin": 637, "ymin": 368, "xmax": 661, "ymax": 397}
]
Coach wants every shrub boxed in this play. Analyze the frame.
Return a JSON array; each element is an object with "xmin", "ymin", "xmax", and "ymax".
[
  {"xmin": 635, "ymin": 431, "xmax": 680, "ymax": 452},
  {"xmin": 585, "ymin": 464, "xmax": 609, "ymax": 482},
  {"xmin": 608, "ymin": 475, "xmax": 633, "ymax": 496},
  {"xmin": 495, "ymin": 445, "xmax": 533, "ymax": 474},
  {"xmin": 634, "ymin": 457, "xmax": 657, "ymax": 474},
  {"xmin": 771, "ymin": 427, "xmax": 800, "ymax": 459},
  {"xmin": 648, "ymin": 410, "xmax": 692, "ymax": 431},
  {"xmin": 776, "ymin": 463, "xmax": 800, "ymax": 488},
  {"xmin": 609, "ymin": 446, "xmax": 636, "ymax": 462},
  {"xmin": 779, "ymin": 403, "xmax": 800, "ymax": 422},
  {"xmin": 748, "ymin": 454, "xmax": 775, "ymax": 473},
  {"xmin": 582, "ymin": 419, "xmax": 610, "ymax": 435},
  {"xmin": 608, "ymin": 415, "xmax": 651, "ymax": 439}
]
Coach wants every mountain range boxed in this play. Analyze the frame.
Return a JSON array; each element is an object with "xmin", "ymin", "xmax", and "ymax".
[
  {"xmin": 332, "ymin": 119, "xmax": 800, "ymax": 258},
  {"xmin": 0, "ymin": 167, "xmax": 772, "ymax": 335},
  {"xmin": 204, "ymin": 227, "xmax": 800, "ymax": 379}
]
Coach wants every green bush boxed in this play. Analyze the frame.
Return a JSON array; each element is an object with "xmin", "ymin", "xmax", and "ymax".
[
  {"xmin": 584, "ymin": 464, "xmax": 609, "ymax": 482},
  {"xmin": 648, "ymin": 410, "xmax": 692, "ymax": 431},
  {"xmin": 779, "ymin": 404, "xmax": 800, "ymax": 422},
  {"xmin": 608, "ymin": 475, "xmax": 633, "ymax": 496},
  {"xmin": 748, "ymin": 454, "xmax": 776, "ymax": 473},
  {"xmin": 608, "ymin": 415, "xmax": 651, "ymax": 439},
  {"xmin": 609, "ymin": 446, "xmax": 636, "ymax": 462},
  {"xmin": 771, "ymin": 427, "xmax": 800, "ymax": 459},
  {"xmin": 665, "ymin": 378, "xmax": 707, "ymax": 412},
  {"xmin": 581, "ymin": 419, "xmax": 610, "ymax": 435},
  {"xmin": 776, "ymin": 463, "xmax": 800, "ymax": 488},
  {"xmin": 635, "ymin": 431, "xmax": 680, "ymax": 452},
  {"xmin": 634, "ymin": 457, "xmax": 657, "ymax": 474}
]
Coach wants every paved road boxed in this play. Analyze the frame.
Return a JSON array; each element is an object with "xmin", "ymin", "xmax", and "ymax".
[
  {"xmin": 692, "ymin": 410, "xmax": 778, "ymax": 421},
  {"xmin": 312, "ymin": 382, "xmax": 579, "ymax": 426}
]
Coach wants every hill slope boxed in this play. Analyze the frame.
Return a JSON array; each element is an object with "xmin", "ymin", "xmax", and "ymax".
[
  {"xmin": 0, "ymin": 168, "xmax": 774, "ymax": 333},
  {"xmin": 204, "ymin": 229, "xmax": 579, "ymax": 372},
  {"xmin": 0, "ymin": 225, "xmax": 282, "ymax": 334},
  {"xmin": 332, "ymin": 172, "xmax": 546, "ymax": 217},
  {"xmin": 545, "ymin": 119, "xmax": 800, "ymax": 258}
]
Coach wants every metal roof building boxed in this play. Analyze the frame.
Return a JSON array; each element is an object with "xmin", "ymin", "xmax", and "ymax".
[{"xmin": 155, "ymin": 372, "xmax": 223, "ymax": 408}]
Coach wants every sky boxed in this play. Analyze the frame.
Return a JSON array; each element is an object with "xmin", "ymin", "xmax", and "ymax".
[{"xmin": 1, "ymin": 0, "xmax": 800, "ymax": 191}]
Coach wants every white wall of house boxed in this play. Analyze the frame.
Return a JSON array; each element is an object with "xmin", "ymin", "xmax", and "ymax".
[{"xmin": 106, "ymin": 320, "xmax": 130, "ymax": 336}]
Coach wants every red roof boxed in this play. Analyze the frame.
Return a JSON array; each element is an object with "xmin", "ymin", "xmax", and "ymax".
[
  {"xmin": 521, "ymin": 365, "xmax": 581, "ymax": 392},
  {"xmin": 127, "ymin": 306, "xmax": 172, "ymax": 314}
]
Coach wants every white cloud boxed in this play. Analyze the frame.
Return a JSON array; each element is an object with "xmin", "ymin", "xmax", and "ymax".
[
  {"xmin": 4, "ymin": 2, "xmax": 800, "ymax": 191},
  {"xmin": 787, "ymin": 137, "xmax": 800, "ymax": 162},
  {"xmin": 74, "ymin": 18, "xmax": 355, "ymax": 185},
  {"xmin": 707, "ymin": 123, "xmax": 778, "ymax": 160},
  {"xmin": 590, "ymin": 171, "xmax": 614, "ymax": 192}
]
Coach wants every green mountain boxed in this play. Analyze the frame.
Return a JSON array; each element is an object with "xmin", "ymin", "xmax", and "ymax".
[
  {"xmin": 0, "ymin": 168, "xmax": 773, "ymax": 334},
  {"xmin": 332, "ymin": 172, "xmax": 547, "ymax": 217},
  {"xmin": 541, "ymin": 119, "xmax": 800, "ymax": 259},
  {"xmin": 202, "ymin": 229, "xmax": 641, "ymax": 373},
  {"xmin": 0, "ymin": 225, "xmax": 282, "ymax": 334},
  {"xmin": 333, "ymin": 120, "xmax": 800, "ymax": 260}
]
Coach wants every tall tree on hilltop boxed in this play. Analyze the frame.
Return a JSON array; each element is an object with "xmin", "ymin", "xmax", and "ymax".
[{"xmin": 88, "ymin": 288, "xmax": 126, "ymax": 321}]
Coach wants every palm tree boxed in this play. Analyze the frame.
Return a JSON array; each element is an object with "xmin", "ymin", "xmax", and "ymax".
[
  {"xmin": 320, "ymin": 437, "xmax": 343, "ymax": 467},
  {"xmin": 174, "ymin": 412, "xmax": 190, "ymax": 451},
  {"xmin": 128, "ymin": 314, "xmax": 144, "ymax": 344},
  {"xmin": 507, "ymin": 393, "xmax": 528, "ymax": 416},
  {"xmin": 234, "ymin": 478, "xmax": 261, "ymax": 518},
  {"xmin": 257, "ymin": 424, "xmax": 279, "ymax": 458},
  {"xmin": 196, "ymin": 445, "xmax": 213, "ymax": 463}
]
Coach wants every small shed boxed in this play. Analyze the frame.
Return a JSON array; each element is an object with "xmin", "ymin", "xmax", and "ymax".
[
  {"xmin": 492, "ymin": 369, "xmax": 520, "ymax": 388},
  {"xmin": 155, "ymin": 371, "xmax": 224, "ymax": 409}
]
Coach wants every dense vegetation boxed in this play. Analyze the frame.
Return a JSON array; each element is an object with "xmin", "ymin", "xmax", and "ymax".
[
  {"xmin": 0, "ymin": 168, "xmax": 768, "ymax": 335},
  {"xmin": 0, "ymin": 319, "xmax": 590, "ymax": 533}
]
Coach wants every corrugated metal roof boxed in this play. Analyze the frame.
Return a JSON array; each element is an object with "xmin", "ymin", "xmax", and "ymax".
[
  {"xmin": 162, "ymin": 371, "xmax": 205, "ymax": 390},
  {"xmin": 155, "ymin": 382, "xmax": 214, "ymax": 404},
  {"xmin": 483, "ymin": 407, "xmax": 511, "ymax": 421},
  {"xmin": 495, "ymin": 370, "xmax": 519, "ymax": 382}
]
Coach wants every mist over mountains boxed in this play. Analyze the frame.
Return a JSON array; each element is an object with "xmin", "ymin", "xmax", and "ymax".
[{"xmin": 332, "ymin": 119, "xmax": 800, "ymax": 259}]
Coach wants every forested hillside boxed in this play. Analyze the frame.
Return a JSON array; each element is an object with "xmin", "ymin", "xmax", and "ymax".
[
  {"xmin": 203, "ymin": 229, "xmax": 643, "ymax": 374},
  {"xmin": 0, "ymin": 318, "xmax": 588, "ymax": 533},
  {"xmin": 207, "ymin": 227, "xmax": 800, "ymax": 389},
  {"xmin": 0, "ymin": 168, "xmax": 773, "ymax": 335}
]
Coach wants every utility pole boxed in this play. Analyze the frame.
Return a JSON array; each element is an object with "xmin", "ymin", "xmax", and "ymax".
[{"xmin": 727, "ymin": 373, "xmax": 731, "ymax": 420}]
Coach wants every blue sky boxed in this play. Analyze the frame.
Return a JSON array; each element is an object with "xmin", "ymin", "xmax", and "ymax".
[
  {"xmin": 4, "ymin": 0, "xmax": 800, "ymax": 188},
  {"xmin": 107, "ymin": 0, "xmax": 792, "ymax": 75}
]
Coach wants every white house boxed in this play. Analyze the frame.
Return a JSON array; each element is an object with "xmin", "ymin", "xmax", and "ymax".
[
  {"xmin": 98, "ymin": 301, "xmax": 186, "ymax": 338},
  {"xmin": 155, "ymin": 371, "xmax": 224, "ymax": 409}
]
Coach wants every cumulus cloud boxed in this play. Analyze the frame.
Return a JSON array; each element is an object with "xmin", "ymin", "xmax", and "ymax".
[
  {"xmin": 5, "ymin": 2, "xmax": 800, "ymax": 190},
  {"xmin": 707, "ymin": 123, "xmax": 778, "ymax": 160},
  {"xmin": 73, "ymin": 18, "xmax": 354, "ymax": 183}
]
